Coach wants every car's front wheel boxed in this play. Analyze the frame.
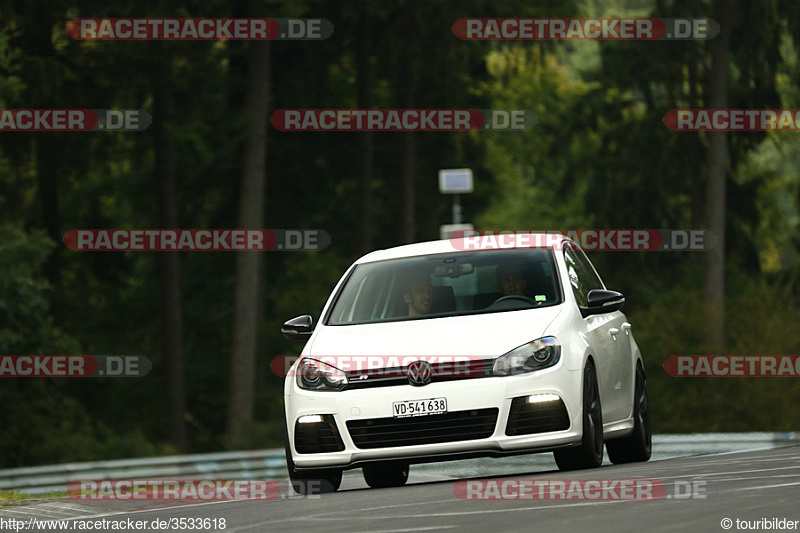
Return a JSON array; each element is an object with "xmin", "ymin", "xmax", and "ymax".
[
  {"xmin": 363, "ymin": 461, "xmax": 409, "ymax": 489},
  {"xmin": 554, "ymin": 361, "xmax": 604, "ymax": 471},
  {"xmin": 606, "ymin": 365, "xmax": 651, "ymax": 464},
  {"xmin": 285, "ymin": 428, "xmax": 342, "ymax": 494}
]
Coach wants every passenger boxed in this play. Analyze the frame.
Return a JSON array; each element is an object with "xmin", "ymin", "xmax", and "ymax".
[{"xmin": 403, "ymin": 276, "xmax": 433, "ymax": 316}]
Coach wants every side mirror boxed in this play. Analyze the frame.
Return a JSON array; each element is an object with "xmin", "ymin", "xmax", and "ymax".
[
  {"xmin": 282, "ymin": 315, "xmax": 314, "ymax": 340},
  {"xmin": 582, "ymin": 289, "xmax": 625, "ymax": 317}
]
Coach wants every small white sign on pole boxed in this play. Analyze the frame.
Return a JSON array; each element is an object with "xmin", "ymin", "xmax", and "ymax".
[{"xmin": 438, "ymin": 169, "xmax": 473, "ymax": 194}]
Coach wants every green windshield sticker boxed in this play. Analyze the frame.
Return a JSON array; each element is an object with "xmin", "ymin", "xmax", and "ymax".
[{"xmin": 535, "ymin": 295, "xmax": 546, "ymax": 302}]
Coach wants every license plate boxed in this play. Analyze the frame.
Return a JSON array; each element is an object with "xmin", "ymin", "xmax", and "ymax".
[{"xmin": 392, "ymin": 397, "xmax": 447, "ymax": 418}]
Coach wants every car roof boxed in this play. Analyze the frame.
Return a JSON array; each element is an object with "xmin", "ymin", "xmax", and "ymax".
[{"xmin": 356, "ymin": 234, "xmax": 573, "ymax": 264}]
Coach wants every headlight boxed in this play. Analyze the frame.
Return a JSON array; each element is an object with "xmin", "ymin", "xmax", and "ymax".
[
  {"xmin": 296, "ymin": 358, "xmax": 348, "ymax": 391},
  {"xmin": 492, "ymin": 336, "xmax": 561, "ymax": 376}
]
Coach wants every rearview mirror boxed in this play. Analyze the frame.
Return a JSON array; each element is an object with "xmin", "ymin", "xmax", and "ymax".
[
  {"xmin": 281, "ymin": 315, "xmax": 313, "ymax": 340},
  {"xmin": 433, "ymin": 263, "xmax": 474, "ymax": 278}
]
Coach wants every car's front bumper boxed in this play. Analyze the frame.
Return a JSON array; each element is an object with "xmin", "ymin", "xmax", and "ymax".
[{"xmin": 285, "ymin": 364, "xmax": 583, "ymax": 470}]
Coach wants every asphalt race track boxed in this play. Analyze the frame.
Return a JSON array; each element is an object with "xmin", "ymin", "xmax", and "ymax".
[{"xmin": 2, "ymin": 446, "xmax": 798, "ymax": 532}]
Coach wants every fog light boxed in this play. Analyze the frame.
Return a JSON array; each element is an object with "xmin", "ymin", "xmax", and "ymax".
[
  {"xmin": 527, "ymin": 393, "xmax": 561, "ymax": 404},
  {"xmin": 298, "ymin": 415, "xmax": 323, "ymax": 424}
]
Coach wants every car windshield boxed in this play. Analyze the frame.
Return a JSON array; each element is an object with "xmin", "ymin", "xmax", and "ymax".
[{"xmin": 326, "ymin": 249, "xmax": 561, "ymax": 325}]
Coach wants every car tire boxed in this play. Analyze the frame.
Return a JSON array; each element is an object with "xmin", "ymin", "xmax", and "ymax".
[
  {"xmin": 607, "ymin": 365, "xmax": 652, "ymax": 464},
  {"xmin": 554, "ymin": 361, "xmax": 604, "ymax": 471},
  {"xmin": 362, "ymin": 461, "xmax": 409, "ymax": 489},
  {"xmin": 284, "ymin": 426, "xmax": 342, "ymax": 495}
]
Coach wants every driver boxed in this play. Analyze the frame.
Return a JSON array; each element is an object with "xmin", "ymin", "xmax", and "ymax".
[{"xmin": 496, "ymin": 265, "xmax": 527, "ymax": 296}]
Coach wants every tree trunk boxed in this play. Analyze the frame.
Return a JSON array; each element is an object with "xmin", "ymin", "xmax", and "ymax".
[
  {"xmin": 36, "ymin": 140, "xmax": 62, "ymax": 288},
  {"xmin": 153, "ymin": 46, "xmax": 186, "ymax": 452},
  {"xmin": 688, "ymin": 40, "xmax": 703, "ymax": 229},
  {"xmin": 29, "ymin": 5, "xmax": 61, "ymax": 290},
  {"xmin": 400, "ymin": 10, "xmax": 417, "ymax": 244},
  {"xmin": 704, "ymin": 0, "xmax": 731, "ymax": 352},
  {"xmin": 227, "ymin": 28, "xmax": 270, "ymax": 449},
  {"xmin": 357, "ymin": 13, "xmax": 374, "ymax": 254},
  {"xmin": 400, "ymin": 130, "xmax": 417, "ymax": 244}
]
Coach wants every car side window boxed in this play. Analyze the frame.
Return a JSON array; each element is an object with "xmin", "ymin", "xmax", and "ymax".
[
  {"xmin": 572, "ymin": 246, "xmax": 604, "ymax": 292},
  {"xmin": 563, "ymin": 243, "xmax": 603, "ymax": 308},
  {"xmin": 564, "ymin": 246, "xmax": 588, "ymax": 307}
]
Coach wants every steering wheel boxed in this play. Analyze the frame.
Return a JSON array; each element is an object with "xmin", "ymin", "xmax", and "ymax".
[{"xmin": 493, "ymin": 294, "xmax": 537, "ymax": 305}]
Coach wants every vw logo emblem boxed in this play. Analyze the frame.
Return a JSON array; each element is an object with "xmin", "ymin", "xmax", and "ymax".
[{"xmin": 407, "ymin": 360, "xmax": 432, "ymax": 386}]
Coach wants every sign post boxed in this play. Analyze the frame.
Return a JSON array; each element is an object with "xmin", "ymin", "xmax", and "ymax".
[{"xmin": 439, "ymin": 169, "xmax": 474, "ymax": 239}]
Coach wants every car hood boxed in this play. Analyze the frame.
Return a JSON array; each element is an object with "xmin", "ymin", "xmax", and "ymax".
[{"xmin": 306, "ymin": 306, "xmax": 563, "ymax": 358}]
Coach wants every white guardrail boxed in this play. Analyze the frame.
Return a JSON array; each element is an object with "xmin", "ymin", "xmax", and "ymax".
[
  {"xmin": 1, "ymin": 432, "xmax": 798, "ymax": 496},
  {"xmin": 0, "ymin": 449, "xmax": 286, "ymax": 496}
]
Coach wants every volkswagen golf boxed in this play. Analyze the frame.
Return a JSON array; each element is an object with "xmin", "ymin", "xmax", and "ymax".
[{"xmin": 281, "ymin": 234, "xmax": 651, "ymax": 493}]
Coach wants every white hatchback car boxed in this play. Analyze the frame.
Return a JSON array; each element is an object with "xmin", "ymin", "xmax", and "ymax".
[{"xmin": 281, "ymin": 235, "xmax": 651, "ymax": 492}]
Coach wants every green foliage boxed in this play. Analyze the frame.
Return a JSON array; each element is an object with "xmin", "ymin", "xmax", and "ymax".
[
  {"xmin": 0, "ymin": 225, "xmax": 77, "ymax": 355},
  {"xmin": 0, "ymin": 25, "xmax": 24, "ymax": 107},
  {"xmin": 0, "ymin": 489, "xmax": 31, "ymax": 502},
  {"xmin": 474, "ymin": 47, "xmax": 599, "ymax": 230},
  {"xmin": 0, "ymin": 226, "xmax": 175, "ymax": 467},
  {"xmin": 0, "ymin": 381, "xmax": 175, "ymax": 467},
  {"xmin": 632, "ymin": 269, "xmax": 800, "ymax": 432}
]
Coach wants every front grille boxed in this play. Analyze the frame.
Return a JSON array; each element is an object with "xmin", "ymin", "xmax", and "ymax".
[
  {"xmin": 505, "ymin": 396, "xmax": 570, "ymax": 436},
  {"xmin": 294, "ymin": 415, "xmax": 345, "ymax": 453},
  {"xmin": 347, "ymin": 408, "xmax": 498, "ymax": 449},
  {"xmin": 343, "ymin": 359, "xmax": 493, "ymax": 390}
]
